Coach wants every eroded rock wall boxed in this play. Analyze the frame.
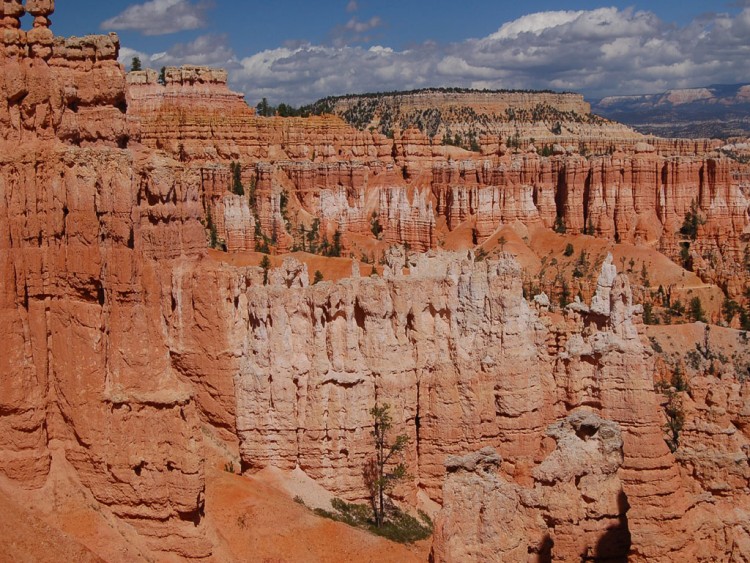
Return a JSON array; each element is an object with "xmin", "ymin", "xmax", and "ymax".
[{"xmin": 1, "ymin": 6, "xmax": 748, "ymax": 561}]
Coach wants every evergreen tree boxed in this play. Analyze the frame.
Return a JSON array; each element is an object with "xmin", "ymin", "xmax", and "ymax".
[
  {"xmin": 559, "ymin": 280, "xmax": 571, "ymax": 307},
  {"xmin": 231, "ymin": 162, "xmax": 244, "ymax": 196},
  {"xmin": 553, "ymin": 215, "xmax": 566, "ymax": 234},
  {"xmin": 259, "ymin": 255, "xmax": 271, "ymax": 285},
  {"xmin": 680, "ymin": 200, "xmax": 704, "ymax": 240},
  {"xmin": 206, "ymin": 206, "xmax": 218, "ymax": 249},
  {"xmin": 365, "ymin": 404, "xmax": 409, "ymax": 528},
  {"xmin": 370, "ymin": 212, "xmax": 383, "ymax": 239},
  {"xmin": 130, "ymin": 57, "xmax": 142, "ymax": 72},
  {"xmin": 689, "ymin": 296, "xmax": 707, "ymax": 323},
  {"xmin": 331, "ymin": 229, "xmax": 343, "ymax": 257}
]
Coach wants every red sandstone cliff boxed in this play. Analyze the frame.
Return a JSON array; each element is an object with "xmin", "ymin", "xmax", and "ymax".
[
  {"xmin": 1, "ymin": 3, "xmax": 749, "ymax": 561},
  {"xmin": 124, "ymin": 75, "xmax": 748, "ymax": 302}
]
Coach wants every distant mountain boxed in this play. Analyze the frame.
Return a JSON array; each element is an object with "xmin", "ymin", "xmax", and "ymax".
[{"xmin": 592, "ymin": 84, "xmax": 750, "ymax": 139}]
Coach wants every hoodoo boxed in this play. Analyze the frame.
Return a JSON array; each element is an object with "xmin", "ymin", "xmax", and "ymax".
[{"xmin": 1, "ymin": 2, "xmax": 749, "ymax": 561}]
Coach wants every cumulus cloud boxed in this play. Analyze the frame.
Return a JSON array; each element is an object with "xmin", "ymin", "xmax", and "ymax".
[
  {"xmin": 346, "ymin": 1, "xmax": 359, "ymax": 13},
  {"xmin": 102, "ymin": 0, "xmax": 211, "ymax": 36},
  {"xmin": 120, "ymin": 34, "xmax": 237, "ymax": 69},
  {"xmin": 124, "ymin": 7, "xmax": 750, "ymax": 105}
]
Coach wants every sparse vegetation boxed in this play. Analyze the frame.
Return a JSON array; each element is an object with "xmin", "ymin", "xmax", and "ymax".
[
  {"xmin": 559, "ymin": 279, "xmax": 571, "ymax": 308},
  {"xmin": 643, "ymin": 303, "xmax": 659, "ymax": 325},
  {"xmin": 688, "ymin": 296, "xmax": 707, "ymax": 323},
  {"xmin": 370, "ymin": 212, "xmax": 383, "ymax": 239},
  {"xmin": 553, "ymin": 216, "xmax": 566, "ymax": 234},
  {"xmin": 230, "ymin": 161, "xmax": 244, "ymax": 196},
  {"xmin": 654, "ymin": 365, "xmax": 688, "ymax": 453},
  {"xmin": 722, "ymin": 298, "xmax": 741, "ymax": 325},
  {"xmin": 365, "ymin": 403, "xmax": 409, "ymax": 528},
  {"xmin": 572, "ymin": 250, "xmax": 589, "ymax": 278},
  {"xmin": 679, "ymin": 242, "xmax": 692, "ymax": 271},
  {"xmin": 664, "ymin": 390, "xmax": 685, "ymax": 453},
  {"xmin": 260, "ymin": 255, "xmax": 271, "ymax": 285},
  {"xmin": 206, "ymin": 206, "xmax": 218, "ymax": 249},
  {"xmin": 679, "ymin": 200, "xmax": 705, "ymax": 241},
  {"xmin": 313, "ymin": 498, "xmax": 432, "ymax": 544}
]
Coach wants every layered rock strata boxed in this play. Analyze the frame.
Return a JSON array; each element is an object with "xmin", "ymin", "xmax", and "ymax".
[
  {"xmin": 123, "ymin": 72, "xmax": 748, "ymax": 300},
  {"xmin": 0, "ymin": 8, "xmax": 221, "ymax": 557},
  {"xmin": 428, "ymin": 255, "xmax": 749, "ymax": 561},
  {"xmin": 1, "ymin": 1, "xmax": 129, "ymax": 146},
  {"xmin": 1, "ymin": 6, "xmax": 749, "ymax": 561}
]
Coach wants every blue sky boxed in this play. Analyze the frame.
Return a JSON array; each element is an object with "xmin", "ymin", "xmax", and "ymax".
[{"xmin": 48, "ymin": 1, "xmax": 750, "ymax": 105}]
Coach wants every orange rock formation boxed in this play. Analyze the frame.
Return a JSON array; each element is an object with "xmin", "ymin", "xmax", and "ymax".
[{"xmin": 1, "ymin": 4, "xmax": 748, "ymax": 561}]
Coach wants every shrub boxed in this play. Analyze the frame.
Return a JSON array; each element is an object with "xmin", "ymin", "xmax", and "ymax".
[
  {"xmin": 563, "ymin": 243, "xmax": 574, "ymax": 257},
  {"xmin": 664, "ymin": 390, "xmax": 684, "ymax": 453},
  {"xmin": 688, "ymin": 296, "xmax": 707, "ymax": 323},
  {"xmin": 643, "ymin": 304, "xmax": 659, "ymax": 325},
  {"xmin": 260, "ymin": 255, "xmax": 271, "ymax": 285},
  {"xmin": 553, "ymin": 216, "xmax": 566, "ymax": 234},
  {"xmin": 313, "ymin": 498, "xmax": 432, "ymax": 544}
]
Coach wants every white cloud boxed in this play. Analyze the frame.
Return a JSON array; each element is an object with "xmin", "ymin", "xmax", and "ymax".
[
  {"xmin": 119, "ymin": 46, "xmax": 151, "ymax": 69},
  {"xmin": 346, "ymin": 1, "xmax": 359, "ymax": 13},
  {"xmin": 102, "ymin": 0, "xmax": 211, "ymax": 36},
  {"xmin": 120, "ymin": 34, "xmax": 237, "ymax": 69},
  {"xmin": 490, "ymin": 10, "xmax": 586, "ymax": 40},
  {"xmin": 124, "ymin": 7, "xmax": 750, "ymax": 105}
]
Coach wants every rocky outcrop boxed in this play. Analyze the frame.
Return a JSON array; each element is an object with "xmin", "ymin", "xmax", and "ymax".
[
  {"xmin": 1, "ymin": 1, "xmax": 129, "ymax": 146},
  {"xmin": 127, "ymin": 66, "xmax": 249, "ymax": 116},
  {"xmin": 232, "ymin": 253, "xmax": 548, "ymax": 499},
  {"xmin": 0, "ymin": 8, "xmax": 221, "ymax": 556},
  {"xmin": 429, "ymin": 150, "xmax": 749, "ymax": 298},
  {"xmin": 0, "ymin": 143, "xmax": 217, "ymax": 557},
  {"xmin": 123, "ymin": 72, "xmax": 747, "ymax": 301},
  {"xmin": 2, "ymin": 4, "xmax": 749, "ymax": 561},
  {"xmin": 432, "ymin": 412, "xmax": 629, "ymax": 562}
]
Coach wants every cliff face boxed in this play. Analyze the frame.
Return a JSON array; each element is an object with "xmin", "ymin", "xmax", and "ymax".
[
  {"xmin": 124, "ymin": 76, "xmax": 748, "ymax": 299},
  {"xmin": 432, "ymin": 415, "xmax": 629, "ymax": 562},
  {"xmin": 429, "ymin": 258, "xmax": 750, "ymax": 561},
  {"xmin": 0, "ymin": 143, "xmax": 221, "ymax": 557},
  {"xmin": 0, "ymin": 5, "xmax": 220, "ymax": 557},
  {"xmin": 2, "ymin": 5, "xmax": 750, "ymax": 561}
]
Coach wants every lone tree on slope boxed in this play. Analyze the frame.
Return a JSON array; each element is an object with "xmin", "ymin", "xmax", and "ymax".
[{"xmin": 365, "ymin": 403, "xmax": 409, "ymax": 528}]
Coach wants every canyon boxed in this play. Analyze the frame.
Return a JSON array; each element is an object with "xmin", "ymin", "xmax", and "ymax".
[{"xmin": 1, "ymin": 2, "xmax": 749, "ymax": 561}]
